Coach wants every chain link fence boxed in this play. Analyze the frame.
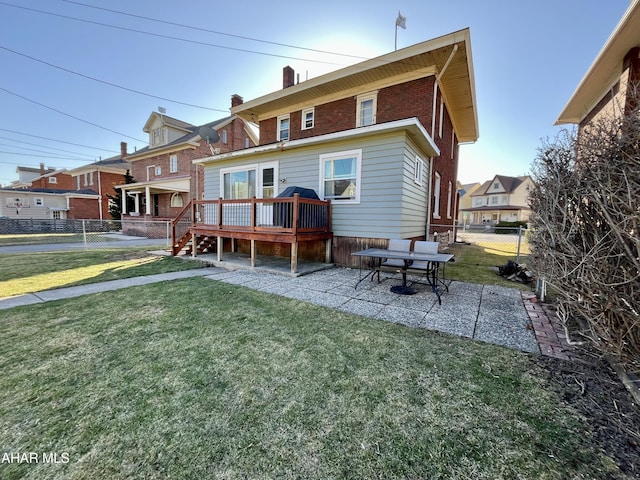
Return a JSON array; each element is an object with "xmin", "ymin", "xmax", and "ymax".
[
  {"xmin": 0, "ymin": 218, "xmax": 171, "ymax": 251},
  {"xmin": 431, "ymin": 223, "xmax": 530, "ymax": 262}
]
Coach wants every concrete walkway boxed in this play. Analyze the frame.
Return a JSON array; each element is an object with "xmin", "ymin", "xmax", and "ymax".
[{"xmin": 0, "ymin": 265, "xmax": 541, "ymax": 354}]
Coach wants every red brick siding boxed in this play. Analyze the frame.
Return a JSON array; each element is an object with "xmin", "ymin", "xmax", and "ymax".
[
  {"xmin": 67, "ymin": 197, "xmax": 100, "ymax": 219},
  {"xmin": 31, "ymin": 172, "xmax": 74, "ymax": 190}
]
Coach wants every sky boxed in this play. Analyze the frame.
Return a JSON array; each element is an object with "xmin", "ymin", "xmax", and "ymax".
[{"xmin": 0, "ymin": 0, "xmax": 633, "ymax": 187}]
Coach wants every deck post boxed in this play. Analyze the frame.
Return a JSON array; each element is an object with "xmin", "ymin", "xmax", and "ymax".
[
  {"xmin": 217, "ymin": 236, "xmax": 223, "ymax": 261},
  {"xmin": 292, "ymin": 193, "xmax": 300, "ymax": 235},
  {"xmin": 191, "ymin": 233, "xmax": 197, "ymax": 257},
  {"xmin": 325, "ymin": 238, "xmax": 332, "ymax": 263},
  {"xmin": 291, "ymin": 241, "xmax": 298, "ymax": 274},
  {"xmin": 250, "ymin": 239, "xmax": 256, "ymax": 267}
]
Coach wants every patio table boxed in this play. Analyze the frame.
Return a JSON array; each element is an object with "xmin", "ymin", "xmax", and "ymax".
[{"xmin": 351, "ymin": 248, "xmax": 454, "ymax": 304}]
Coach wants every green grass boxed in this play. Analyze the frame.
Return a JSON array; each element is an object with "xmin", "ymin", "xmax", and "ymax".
[
  {"xmin": 0, "ymin": 278, "xmax": 622, "ymax": 479},
  {"xmin": 0, "ymin": 232, "xmax": 121, "ymax": 246},
  {"xmin": 0, "ymin": 249, "xmax": 204, "ymax": 298},
  {"xmin": 446, "ymin": 243, "xmax": 531, "ymax": 290}
]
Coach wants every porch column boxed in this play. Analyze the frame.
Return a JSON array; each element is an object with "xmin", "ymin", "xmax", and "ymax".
[
  {"xmin": 217, "ymin": 236, "xmax": 223, "ymax": 262},
  {"xmin": 134, "ymin": 193, "xmax": 140, "ymax": 214},
  {"xmin": 121, "ymin": 189, "xmax": 127, "ymax": 215},
  {"xmin": 145, "ymin": 186, "xmax": 151, "ymax": 215}
]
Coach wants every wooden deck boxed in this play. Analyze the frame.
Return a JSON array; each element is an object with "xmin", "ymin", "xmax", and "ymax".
[{"xmin": 171, "ymin": 194, "xmax": 332, "ymax": 273}]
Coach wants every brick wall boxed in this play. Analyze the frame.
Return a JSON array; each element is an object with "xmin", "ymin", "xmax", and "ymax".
[
  {"xmin": 31, "ymin": 172, "xmax": 74, "ymax": 190},
  {"xmin": 68, "ymin": 197, "xmax": 100, "ymax": 219}
]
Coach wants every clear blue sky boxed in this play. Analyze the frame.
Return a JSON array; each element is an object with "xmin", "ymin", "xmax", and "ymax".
[{"xmin": 0, "ymin": 0, "xmax": 631, "ymax": 186}]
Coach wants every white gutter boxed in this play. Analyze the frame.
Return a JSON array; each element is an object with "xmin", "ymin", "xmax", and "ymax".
[{"xmin": 427, "ymin": 43, "xmax": 459, "ymax": 239}]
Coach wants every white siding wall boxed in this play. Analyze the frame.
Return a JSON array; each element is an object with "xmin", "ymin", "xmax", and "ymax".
[{"xmin": 0, "ymin": 192, "xmax": 67, "ymax": 219}]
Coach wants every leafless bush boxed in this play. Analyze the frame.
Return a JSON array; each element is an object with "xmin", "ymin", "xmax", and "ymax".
[{"xmin": 529, "ymin": 99, "xmax": 640, "ymax": 373}]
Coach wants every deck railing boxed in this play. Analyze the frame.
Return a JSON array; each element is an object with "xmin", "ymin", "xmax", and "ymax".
[{"xmin": 192, "ymin": 194, "xmax": 331, "ymax": 234}]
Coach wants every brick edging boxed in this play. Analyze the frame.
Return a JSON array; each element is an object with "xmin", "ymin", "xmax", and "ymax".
[{"xmin": 521, "ymin": 291, "xmax": 574, "ymax": 360}]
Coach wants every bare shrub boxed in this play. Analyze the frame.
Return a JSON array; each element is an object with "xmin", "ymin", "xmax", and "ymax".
[{"xmin": 529, "ymin": 100, "xmax": 640, "ymax": 373}]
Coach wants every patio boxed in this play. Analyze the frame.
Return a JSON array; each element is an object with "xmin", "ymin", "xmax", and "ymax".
[{"xmin": 189, "ymin": 253, "xmax": 540, "ymax": 353}]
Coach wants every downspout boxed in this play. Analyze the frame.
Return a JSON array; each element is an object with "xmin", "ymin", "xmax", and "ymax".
[
  {"xmin": 97, "ymin": 169, "xmax": 103, "ymax": 221},
  {"xmin": 427, "ymin": 43, "xmax": 458, "ymax": 240}
]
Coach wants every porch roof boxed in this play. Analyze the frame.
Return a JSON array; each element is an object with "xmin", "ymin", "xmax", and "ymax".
[{"xmin": 116, "ymin": 176, "xmax": 190, "ymax": 194}]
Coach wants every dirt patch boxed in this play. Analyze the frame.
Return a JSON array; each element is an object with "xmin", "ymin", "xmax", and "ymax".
[{"xmin": 534, "ymin": 348, "xmax": 640, "ymax": 478}]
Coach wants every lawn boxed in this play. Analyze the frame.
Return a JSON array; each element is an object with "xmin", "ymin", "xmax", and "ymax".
[
  {"xmin": 0, "ymin": 232, "xmax": 119, "ymax": 246},
  {"xmin": 0, "ymin": 249, "xmax": 204, "ymax": 298},
  {"xmin": 0, "ymin": 278, "xmax": 622, "ymax": 479},
  {"xmin": 445, "ymin": 242, "xmax": 531, "ymax": 290}
]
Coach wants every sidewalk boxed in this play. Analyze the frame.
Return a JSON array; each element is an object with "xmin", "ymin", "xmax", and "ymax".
[{"xmin": 0, "ymin": 266, "xmax": 542, "ymax": 354}]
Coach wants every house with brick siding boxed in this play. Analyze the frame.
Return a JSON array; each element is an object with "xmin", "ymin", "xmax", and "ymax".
[
  {"xmin": 67, "ymin": 142, "xmax": 131, "ymax": 220},
  {"xmin": 8, "ymin": 164, "xmax": 73, "ymax": 190},
  {"xmin": 556, "ymin": 0, "xmax": 640, "ymax": 131},
  {"xmin": 196, "ymin": 28, "xmax": 478, "ymax": 266},
  {"xmin": 0, "ymin": 187, "xmax": 100, "ymax": 220},
  {"xmin": 117, "ymin": 96, "xmax": 258, "ymax": 232}
]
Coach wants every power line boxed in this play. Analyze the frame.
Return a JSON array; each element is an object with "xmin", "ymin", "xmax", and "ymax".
[
  {"xmin": 59, "ymin": 0, "xmax": 369, "ymax": 61},
  {"xmin": 0, "ymin": 86, "xmax": 146, "ymax": 143},
  {"xmin": 0, "ymin": 151, "xmax": 98, "ymax": 161},
  {"xmin": 0, "ymin": 134, "xmax": 99, "ymax": 158},
  {"xmin": 0, "ymin": 44, "xmax": 228, "ymax": 113},
  {"xmin": 0, "ymin": 142, "xmax": 93, "ymax": 161},
  {"xmin": 0, "ymin": 128, "xmax": 119, "ymax": 153},
  {"xmin": 0, "ymin": 1, "xmax": 348, "ymax": 66}
]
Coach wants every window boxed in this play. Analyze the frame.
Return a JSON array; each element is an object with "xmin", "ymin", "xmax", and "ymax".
[
  {"xmin": 221, "ymin": 130, "xmax": 228, "ymax": 144},
  {"xmin": 493, "ymin": 182, "xmax": 500, "ymax": 190},
  {"xmin": 170, "ymin": 155, "xmax": 178, "ymax": 173},
  {"xmin": 490, "ymin": 195, "xmax": 499, "ymax": 205},
  {"xmin": 49, "ymin": 177, "xmax": 57, "ymax": 184},
  {"xmin": 447, "ymin": 181, "xmax": 452, "ymax": 218},
  {"xmin": 277, "ymin": 115, "xmax": 290, "ymax": 141},
  {"xmin": 170, "ymin": 193, "xmax": 184, "ymax": 208},
  {"xmin": 223, "ymin": 168, "xmax": 257, "ymax": 199},
  {"xmin": 52, "ymin": 211, "xmax": 63, "ymax": 220},
  {"xmin": 155, "ymin": 166, "xmax": 162, "ymax": 176},
  {"xmin": 89, "ymin": 172, "xmax": 94, "ymax": 185},
  {"xmin": 244, "ymin": 138, "xmax": 250, "ymax": 149},
  {"xmin": 433, "ymin": 172, "xmax": 441, "ymax": 218},
  {"xmin": 320, "ymin": 149, "xmax": 361, "ymax": 203},
  {"xmin": 414, "ymin": 157, "xmax": 424, "ymax": 185},
  {"xmin": 302, "ymin": 108, "xmax": 314, "ymax": 130},
  {"xmin": 35, "ymin": 197, "xmax": 44, "ymax": 207},
  {"xmin": 151, "ymin": 127, "xmax": 167, "ymax": 146},
  {"xmin": 356, "ymin": 92, "xmax": 377, "ymax": 127}
]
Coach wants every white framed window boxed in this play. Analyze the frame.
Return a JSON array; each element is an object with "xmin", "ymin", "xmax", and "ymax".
[
  {"xmin": 35, "ymin": 197, "xmax": 44, "ymax": 206},
  {"xmin": 155, "ymin": 166, "xmax": 162, "ymax": 176},
  {"xmin": 49, "ymin": 176, "xmax": 57, "ymax": 184},
  {"xmin": 170, "ymin": 155, "xmax": 178, "ymax": 173},
  {"xmin": 473, "ymin": 197, "xmax": 483, "ymax": 207},
  {"xmin": 356, "ymin": 92, "xmax": 377, "ymax": 127},
  {"xmin": 319, "ymin": 149, "xmax": 361, "ymax": 204},
  {"xmin": 277, "ymin": 114, "xmax": 290, "ymax": 141},
  {"xmin": 221, "ymin": 130, "xmax": 228, "ymax": 144},
  {"xmin": 151, "ymin": 127, "xmax": 167, "ymax": 147},
  {"xmin": 222, "ymin": 165, "xmax": 257, "ymax": 199},
  {"xmin": 244, "ymin": 138, "xmax": 250, "ymax": 149},
  {"xmin": 433, "ymin": 172, "xmax": 441, "ymax": 218},
  {"xmin": 170, "ymin": 192, "xmax": 184, "ymax": 208},
  {"xmin": 302, "ymin": 108, "xmax": 314, "ymax": 130},
  {"xmin": 447, "ymin": 181, "xmax": 452, "ymax": 218},
  {"xmin": 414, "ymin": 156, "xmax": 424, "ymax": 185},
  {"xmin": 89, "ymin": 171, "xmax": 94, "ymax": 185}
]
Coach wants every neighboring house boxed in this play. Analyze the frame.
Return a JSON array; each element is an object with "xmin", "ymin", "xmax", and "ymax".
[
  {"xmin": 117, "ymin": 96, "xmax": 258, "ymax": 226},
  {"xmin": 457, "ymin": 181, "xmax": 481, "ymax": 225},
  {"xmin": 0, "ymin": 187, "xmax": 100, "ymax": 220},
  {"xmin": 459, "ymin": 175, "xmax": 532, "ymax": 225},
  {"xmin": 67, "ymin": 142, "xmax": 131, "ymax": 220},
  {"xmin": 196, "ymin": 28, "xmax": 478, "ymax": 266},
  {"xmin": 9, "ymin": 164, "xmax": 73, "ymax": 190},
  {"xmin": 556, "ymin": 0, "xmax": 640, "ymax": 130}
]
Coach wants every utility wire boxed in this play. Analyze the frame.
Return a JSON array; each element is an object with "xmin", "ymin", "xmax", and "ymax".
[
  {"xmin": 0, "ymin": 142, "xmax": 94, "ymax": 161},
  {"xmin": 60, "ymin": 0, "xmax": 369, "ymax": 61},
  {"xmin": 0, "ymin": 86, "xmax": 146, "ymax": 143},
  {"xmin": 0, "ymin": 134, "xmax": 100, "ymax": 158},
  {"xmin": 0, "ymin": 45, "xmax": 227, "ymax": 113},
  {"xmin": 0, "ymin": 151, "xmax": 99, "ymax": 161},
  {"xmin": 0, "ymin": 2, "xmax": 347, "ymax": 66},
  {"xmin": 0, "ymin": 128, "xmax": 119, "ymax": 153}
]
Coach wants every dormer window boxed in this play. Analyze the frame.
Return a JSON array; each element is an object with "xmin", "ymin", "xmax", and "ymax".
[{"xmin": 151, "ymin": 127, "xmax": 167, "ymax": 147}]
